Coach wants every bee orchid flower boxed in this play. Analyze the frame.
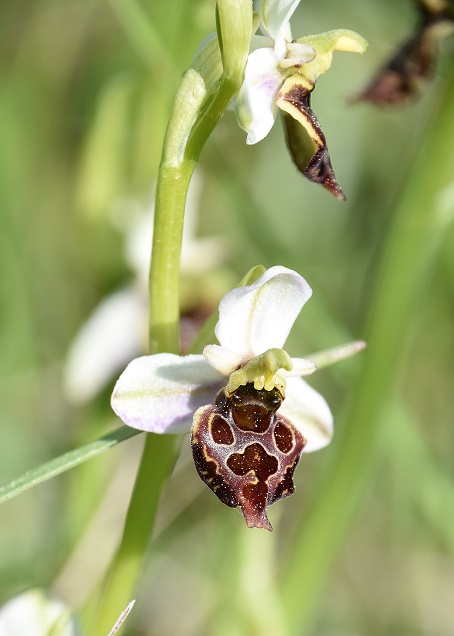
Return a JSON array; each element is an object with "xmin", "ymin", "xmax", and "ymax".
[
  {"xmin": 111, "ymin": 266, "xmax": 365, "ymax": 530},
  {"xmin": 0, "ymin": 589, "xmax": 78, "ymax": 635},
  {"xmin": 235, "ymin": 0, "xmax": 368, "ymax": 199}
]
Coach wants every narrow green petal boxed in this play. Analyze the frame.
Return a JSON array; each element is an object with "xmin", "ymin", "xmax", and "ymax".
[
  {"xmin": 307, "ymin": 341, "xmax": 366, "ymax": 369},
  {"xmin": 297, "ymin": 29, "xmax": 368, "ymax": 84}
]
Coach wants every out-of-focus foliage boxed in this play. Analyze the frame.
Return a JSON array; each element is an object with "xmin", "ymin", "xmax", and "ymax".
[{"xmin": 1, "ymin": 0, "xmax": 454, "ymax": 635}]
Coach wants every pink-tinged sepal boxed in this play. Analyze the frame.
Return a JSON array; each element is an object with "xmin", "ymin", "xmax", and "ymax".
[{"xmin": 111, "ymin": 353, "xmax": 225, "ymax": 434}]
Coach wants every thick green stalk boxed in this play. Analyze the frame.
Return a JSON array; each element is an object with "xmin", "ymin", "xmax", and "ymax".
[
  {"xmin": 89, "ymin": 3, "xmax": 252, "ymax": 632},
  {"xmin": 86, "ymin": 434, "xmax": 176, "ymax": 636},
  {"xmin": 148, "ymin": 73, "xmax": 240, "ymax": 354},
  {"xmin": 281, "ymin": 73, "xmax": 454, "ymax": 631},
  {"xmin": 149, "ymin": 164, "xmax": 195, "ymax": 353}
]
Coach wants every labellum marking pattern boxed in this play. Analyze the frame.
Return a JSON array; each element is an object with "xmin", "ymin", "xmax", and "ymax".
[{"xmin": 191, "ymin": 383, "xmax": 306, "ymax": 531}]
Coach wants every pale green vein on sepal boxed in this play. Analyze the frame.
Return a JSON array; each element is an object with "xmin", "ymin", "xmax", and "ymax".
[{"xmin": 0, "ymin": 426, "xmax": 140, "ymax": 505}]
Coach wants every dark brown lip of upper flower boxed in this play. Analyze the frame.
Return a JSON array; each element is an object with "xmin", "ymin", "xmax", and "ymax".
[{"xmin": 280, "ymin": 83, "xmax": 346, "ymax": 201}]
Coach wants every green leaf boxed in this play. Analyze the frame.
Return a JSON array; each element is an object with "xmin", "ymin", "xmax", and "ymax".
[{"xmin": 0, "ymin": 426, "xmax": 141, "ymax": 505}]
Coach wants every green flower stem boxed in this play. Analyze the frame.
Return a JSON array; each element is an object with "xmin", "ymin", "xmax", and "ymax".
[
  {"xmin": 148, "ymin": 78, "xmax": 244, "ymax": 355},
  {"xmin": 281, "ymin": 72, "xmax": 454, "ymax": 633},
  {"xmin": 90, "ymin": 3, "xmax": 251, "ymax": 631},
  {"xmin": 87, "ymin": 434, "xmax": 177, "ymax": 636},
  {"xmin": 149, "ymin": 164, "xmax": 195, "ymax": 353}
]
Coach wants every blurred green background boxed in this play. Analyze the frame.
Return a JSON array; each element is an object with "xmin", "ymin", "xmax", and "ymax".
[{"xmin": 1, "ymin": 0, "xmax": 454, "ymax": 634}]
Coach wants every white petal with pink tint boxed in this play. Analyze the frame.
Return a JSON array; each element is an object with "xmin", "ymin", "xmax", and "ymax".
[{"xmin": 235, "ymin": 47, "xmax": 284, "ymax": 144}]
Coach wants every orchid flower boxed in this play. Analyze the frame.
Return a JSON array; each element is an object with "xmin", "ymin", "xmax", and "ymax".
[
  {"xmin": 236, "ymin": 0, "xmax": 368, "ymax": 199},
  {"xmin": 0, "ymin": 589, "xmax": 136, "ymax": 636},
  {"xmin": 63, "ymin": 170, "xmax": 229, "ymax": 404},
  {"xmin": 111, "ymin": 266, "xmax": 365, "ymax": 530},
  {"xmin": 359, "ymin": 0, "xmax": 454, "ymax": 105},
  {"xmin": 0, "ymin": 588, "xmax": 78, "ymax": 635}
]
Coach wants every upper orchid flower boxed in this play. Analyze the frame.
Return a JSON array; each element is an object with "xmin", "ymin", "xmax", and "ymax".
[
  {"xmin": 236, "ymin": 0, "xmax": 368, "ymax": 199},
  {"xmin": 111, "ymin": 266, "xmax": 364, "ymax": 531}
]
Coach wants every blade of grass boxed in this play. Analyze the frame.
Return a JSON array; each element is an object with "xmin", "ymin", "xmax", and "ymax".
[
  {"xmin": 0, "ymin": 426, "xmax": 140, "ymax": 505},
  {"xmin": 280, "ymin": 70, "xmax": 454, "ymax": 633}
]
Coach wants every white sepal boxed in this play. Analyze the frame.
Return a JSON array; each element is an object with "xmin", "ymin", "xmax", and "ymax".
[
  {"xmin": 111, "ymin": 353, "xmax": 225, "ymax": 434},
  {"xmin": 63, "ymin": 286, "xmax": 146, "ymax": 404},
  {"xmin": 215, "ymin": 266, "xmax": 312, "ymax": 361},
  {"xmin": 279, "ymin": 376, "xmax": 333, "ymax": 452}
]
